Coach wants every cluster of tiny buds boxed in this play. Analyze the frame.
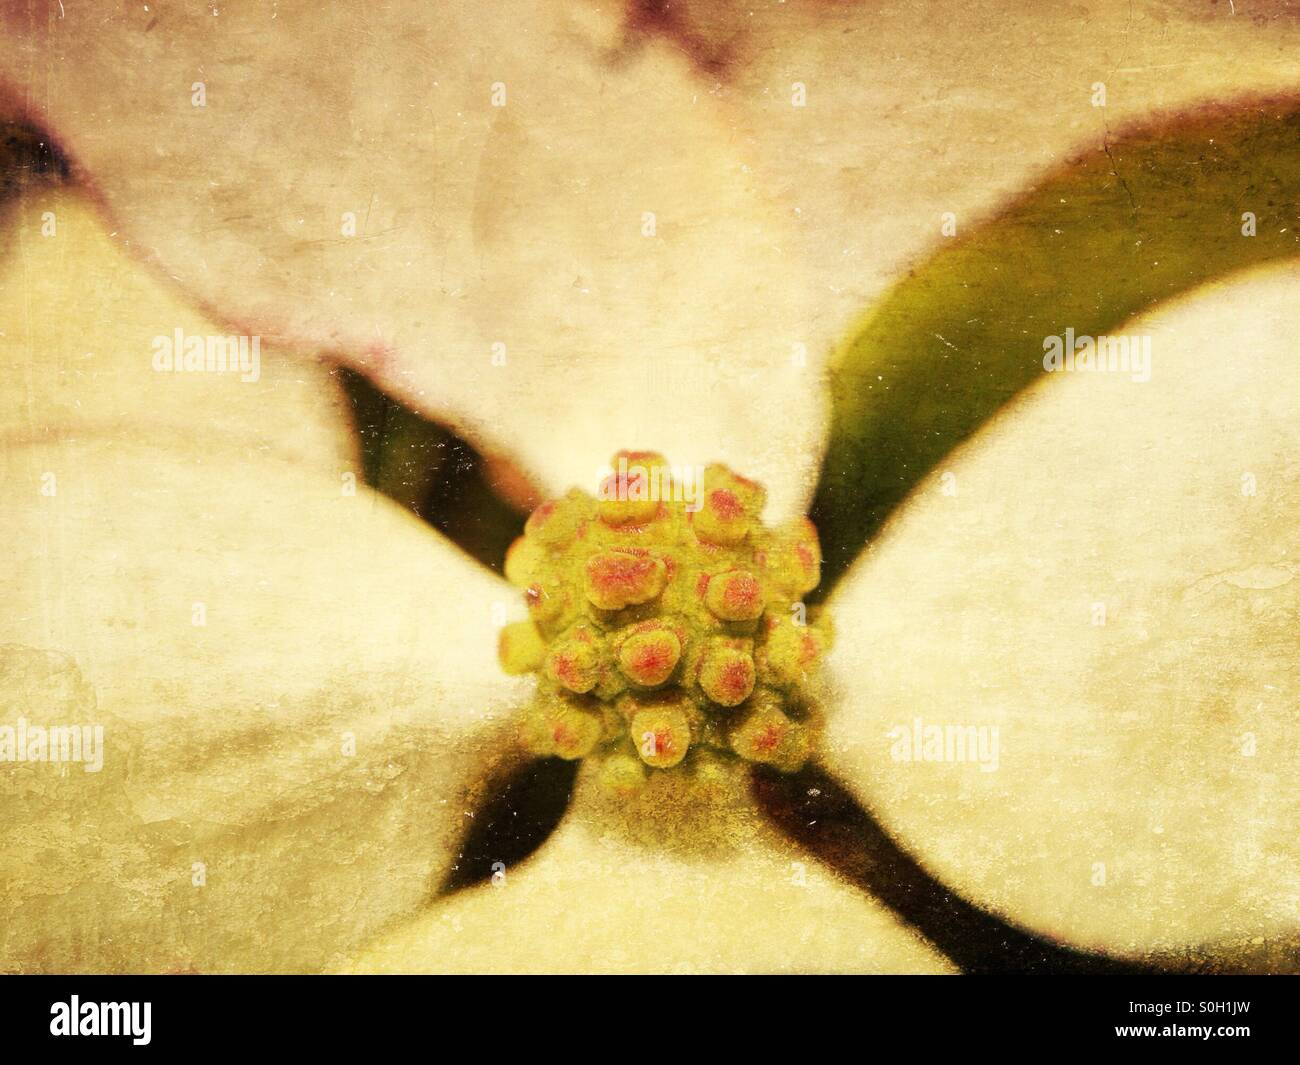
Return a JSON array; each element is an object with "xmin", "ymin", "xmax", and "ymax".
[{"xmin": 498, "ymin": 451, "xmax": 832, "ymax": 794}]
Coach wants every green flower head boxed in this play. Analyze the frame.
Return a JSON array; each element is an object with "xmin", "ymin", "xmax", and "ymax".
[{"xmin": 499, "ymin": 452, "xmax": 833, "ymax": 789}]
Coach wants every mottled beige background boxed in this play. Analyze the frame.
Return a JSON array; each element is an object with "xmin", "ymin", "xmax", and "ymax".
[{"xmin": 0, "ymin": 1, "xmax": 1296, "ymax": 972}]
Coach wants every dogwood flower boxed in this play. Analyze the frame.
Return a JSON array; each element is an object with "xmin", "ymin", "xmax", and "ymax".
[{"xmin": 1, "ymin": 1, "xmax": 1296, "ymax": 974}]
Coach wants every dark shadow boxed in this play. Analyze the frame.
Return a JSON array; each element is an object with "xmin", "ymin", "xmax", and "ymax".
[
  {"xmin": 0, "ymin": 118, "xmax": 69, "ymax": 231},
  {"xmin": 337, "ymin": 366, "xmax": 527, "ymax": 573},
  {"xmin": 752, "ymin": 762, "xmax": 1165, "ymax": 974},
  {"xmin": 439, "ymin": 756, "xmax": 579, "ymax": 896}
]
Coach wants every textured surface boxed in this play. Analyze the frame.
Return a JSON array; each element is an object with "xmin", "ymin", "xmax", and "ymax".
[
  {"xmin": 500, "ymin": 455, "xmax": 832, "ymax": 778},
  {"xmin": 0, "ymin": 195, "xmax": 528, "ymax": 972},
  {"xmin": 0, "ymin": 0, "xmax": 1297, "ymax": 974},
  {"xmin": 0, "ymin": 0, "xmax": 825, "ymax": 520},
  {"xmin": 341, "ymin": 765, "xmax": 956, "ymax": 975},
  {"xmin": 824, "ymin": 265, "xmax": 1300, "ymax": 962}
]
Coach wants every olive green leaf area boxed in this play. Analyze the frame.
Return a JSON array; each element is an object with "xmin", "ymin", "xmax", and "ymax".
[
  {"xmin": 337, "ymin": 366, "xmax": 527, "ymax": 572},
  {"xmin": 811, "ymin": 96, "xmax": 1300, "ymax": 599}
]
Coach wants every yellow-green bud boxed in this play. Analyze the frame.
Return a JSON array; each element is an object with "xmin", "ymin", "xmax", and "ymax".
[
  {"xmin": 758, "ymin": 614, "xmax": 829, "ymax": 689},
  {"xmin": 544, "ymin": 625, "xmax": 606, "ymax": 694},
  {"xmin": 520, "ymin": 692, "xmax": 605, "ymax": 760},
  {"xmin": 524, "ymin": 487, "xmax": 590, "ymax": 545},
  {"xmin": 584, "ymin": 551, "xmax": 668, "ymax": 611},
  {"xmin": 691, "ymin": 464, "xmax": 764, "ymax": 546},
  {"xmin": 704, "ymin": 569, "xmax": 765, "ymax": 622},
  {"xmin": 696, "ymin": 638, "xmax": 756, "ymax": 707},
  {"xmin": 628, "ymin": 697, "xmax": 693, "ymax": 769},
  {"xmin": 597, "ymin": 749, "xmax": 650, "ymax": 796},
  {"xmin": 597, "ymin": 451, "xmax": 673, "ymax": 527},
  {"xmin": 765, "ymin": 517, "xmax": 823, "ymax": 597},
  {"xmin": 498, "ymin": 620, "xmax": 547, "ymax": 675},
  {"xmin": 729, "ymin": 698, "xmax": 810, "ymax": 773},
  {"xmin": 617, "ymin": 625, "xmax": 682, "ymax": 688},
  {"xmin": 498, "ymin": 453, "xmax": 829, "ymax": 777}
]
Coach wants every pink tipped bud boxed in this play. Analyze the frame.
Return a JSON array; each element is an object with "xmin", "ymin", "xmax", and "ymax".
[
  {"xmin": 704, "ymin": 569, "xmax": 765, "ymax": 622},
  {"xmin": 584, "ymin": 550, "xmax": 668, "ymax": 611},
  {"xmin": 697, "ymin": 641, "xmax": 757, "ymax": 707}
]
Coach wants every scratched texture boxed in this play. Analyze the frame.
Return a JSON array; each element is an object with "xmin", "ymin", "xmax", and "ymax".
[{"xmin": 0, "ymin": 1, "xmax": 1297, "ymax": 973}]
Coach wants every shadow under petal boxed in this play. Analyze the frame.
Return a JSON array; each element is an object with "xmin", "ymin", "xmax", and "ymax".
[
  {"xmin": 438, "ymin": 756, "xmax": 579, "ymax": 896},
  {"xmin": 337, "ymin": 366, "xmax": 530, "ymax": 572},
  {"xmin": 0, "ymin": 116, "xmax": 69, "ymax": 232},
  {"xmin": 751, "ymin": 761, "xmax": 1167, "ymax": 974}
]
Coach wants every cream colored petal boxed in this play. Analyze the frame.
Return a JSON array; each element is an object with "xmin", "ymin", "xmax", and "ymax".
[
  {"xmin": 0, "ymin": 0, "xmax": 824, "ymax": 520},
  {"xmin": 680, "ymin": 0, "xmax": 1300, "ymax": 346},
  {"xmin": 823, "ymin": 265, "xmax": 1300, "ymax": 960},
  {"xmin": 338, "ymin": 764, "xmax": 954, "ymax": 974},
  {"xmin": 0, "ymin": 193, "xmax": 529, "ymax": 973}
]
